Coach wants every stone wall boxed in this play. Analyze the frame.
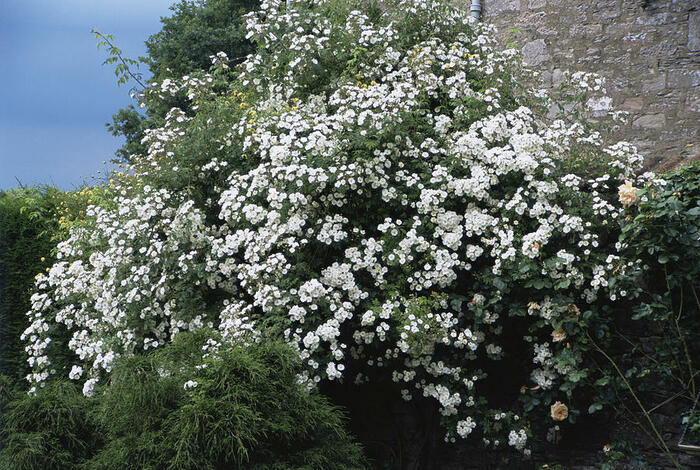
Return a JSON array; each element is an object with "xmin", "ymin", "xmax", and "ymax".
[{"xmin": 482, "ymin": 0, "xmax": 700, "ymax": 170}]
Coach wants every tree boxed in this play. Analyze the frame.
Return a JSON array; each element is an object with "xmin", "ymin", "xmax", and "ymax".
[
  {"xmin": 106, "ymin": 0, "xmax": 259, "ymax": 161},
  {"xmin": 145, "ymin": 0, "xmax": 259, "ymax": 81}
]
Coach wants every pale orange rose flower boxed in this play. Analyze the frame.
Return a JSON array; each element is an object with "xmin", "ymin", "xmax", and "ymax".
[
  {"xmin": 550, "ymin": 401, "xmax": 568, "ymax": 421},
  {"xmin": 551, "ymin": 328, "xmax": 567, "ymax": 342},
  {"xmin": 618, "ymin": 181, "xmax": 640, "ymax": 207}
]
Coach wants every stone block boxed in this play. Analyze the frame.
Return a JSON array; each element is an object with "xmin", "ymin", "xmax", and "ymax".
[
  {"xmin": 666, "ymin": 69, "xmax": 700, "ymax": 88},
  {"xmin": 522, "ymin": 11, "xmax": 547, "ymax": 24},
  {"xmin": 577, "ymin": 51, "xmax": 602, "ymax": 64},
  {"xmin": 689, "ymin": 11, "xmax": 700, "ymax": 51},
  {"xmin": 647, "ymin": 91, "xmax": 681, "ymax": 112},
  {"xmin": 687, "ymin": 90, "xmax": 700, "ymax": 113},
  {"xmin": 642, "ymin": 73, "xmax": 666, "ymax": 93},
  {"xmin": 622, "ymin": 97, "xmax": 644, "ymax": 111},
  {"xmin": 597, "ymin": 8, "xmax": 622, "ymax": 20},
  {"xmin": 528, "ymin": 0, "xmax": 546, "ymax": 9},
  {"xmin": 485, "ymin": 0, "xmax": 520, "ymax": 15},
  {"xmin": 539, "ymin": 70, "xmax": 553, "ymax": 86},
  {"xmin": 521, "ymin": 39, "xmax": 550, "ymax": 66},
  {"xmin": 633, "ymin": 113, "xmax": 666, "ymax": 129},
  {"xmin": 556, "ymin": 8, "xmax": 580, "ymax": 24},
  {"xmin": 536, "ymin": 26, "xmax": 559, "ymax": 36},
  {"xmin": 605, "ymin": 23, "xmax": 636, "ymax": 37},
  {"xmin": 546, "ymin": 102, "xmax": 575, "ymax": 119},
  {"xmin": 595, "ymin": 0, "xmax": 616, "ymax": 8},
  {"xmin": 570, "ymin": 24, "xmax": 603, "ymax": 38},
  {"xmin": 552, "ymin": 69, "xmax": 565, "ymax": 86},
  {"xmin": 639, "ymin": 39, "xmax": 679, "ymax": 57},
  {"xmin": 635, "ymin": 13, "xmax": 670, "ymax": 26},
  {"xmin": 601, "ymin": 52, "xmax": 632, "ymax": 65}
]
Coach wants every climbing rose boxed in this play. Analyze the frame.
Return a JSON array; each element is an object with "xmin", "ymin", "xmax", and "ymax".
[
  {"xmin": 550, "ymin": 401, "xmax": 569, "ymax": 421},
  {"xmin": 618, "ymin": 181, "xmax": 640, "ymax": 207},
  {"xmin": 551, "ymin": 328, "xmax": 567, "ymax": 342}
]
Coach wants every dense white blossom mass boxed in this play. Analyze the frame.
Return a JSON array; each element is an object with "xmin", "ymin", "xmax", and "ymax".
[{"xmin": 23, "ymin": 0, "xmax": 650, "ymax": 451}]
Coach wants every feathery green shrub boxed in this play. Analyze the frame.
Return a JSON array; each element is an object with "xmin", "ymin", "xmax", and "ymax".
[
  {"xmin": 0, "ymin": 334, "xmax": 366, "ymax": 469},
  {"xmin": 0, "ymin": 379, "xmax": 100, "ymax": 470},
  {"xmin": 89, "ymin": 333, "xmax": 365, "ymax": 469}
]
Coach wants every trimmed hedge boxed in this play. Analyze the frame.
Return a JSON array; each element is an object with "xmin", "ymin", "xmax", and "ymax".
[
  {"xmin": 0, "ymin": 188, "xmax": 63, "ymax": 383},
  {"xmin": 0, "ymin": 186, "xmax": 109, "ymax": 385}
]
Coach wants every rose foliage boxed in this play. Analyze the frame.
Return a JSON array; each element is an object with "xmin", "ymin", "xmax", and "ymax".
[{"xmin": 23, "ymin": 0, "xmax": 657, "ymax": 452}]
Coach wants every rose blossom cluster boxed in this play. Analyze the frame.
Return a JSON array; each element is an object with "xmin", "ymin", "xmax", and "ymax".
[{"xmin": 23, "ymin": 0, "xmax": 646, "ymax": 452}]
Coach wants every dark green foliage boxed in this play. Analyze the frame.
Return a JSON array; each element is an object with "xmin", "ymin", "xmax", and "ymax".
[
  {"xmin": 144, "ymin": 0, "xmax": 258, "ymax": 81},
  {"xmin": 609, "ymin": 162, "xmax": 700, "ymax": 455},
  {"xmin": 615, "ymin": 162, "xmax": 700, "ymax": 374},
  {"xmin": 681, "ymin": 404, "xmax": 700, "ymax": 446},
  {"xmin": 620, "ymin": 161, "xmax": 700, "ymax": 283},
  {"xmin": 0, "ymin": 188, "xmax": 62, "ymax": 382},
  {"xmin": 89, "ymin": 334, "xmax": 366, "ymax": 469},
  {"xmin": 0, "ymin": 334, "xmax": 366, "ymax": 469},
  {"xmin": 0, "ymin": 187, "xmax": 95, "ymax": 384},
  {"xmin": 0, "ymin": 189, "xmax": 101, "ymax": 468},
  {"xmin": 0, "ymin": 380, "xmax": 100, "ymax": 470},
  {"xmin": 107, "ymin": 105, "xmax": 152, "ymax": 162}
]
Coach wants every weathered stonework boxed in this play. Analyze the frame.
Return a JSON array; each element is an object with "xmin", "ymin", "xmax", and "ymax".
[{"xmin": 482, "ymin": 0, "xmax": 700, "ymax": 170}]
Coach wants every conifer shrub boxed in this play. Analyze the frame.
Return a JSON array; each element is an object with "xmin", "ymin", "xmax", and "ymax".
[
  {"xmin": 0, "ymin": 188, "xmax": 59, "ymax": 382},
  {"xmin": 0, "ymin": 334, "xmax": 364, "ymax": 469},
  {"xmin": 0, "ymin": 379, "xmax": 100, "ymax": 470},
  {"xmin": 0, "ymin": 187, "xmax": 84, "ymax": 382},
  {"xmin": 87, "ymin": 332, "xmax": 365, "ymax": 469}
]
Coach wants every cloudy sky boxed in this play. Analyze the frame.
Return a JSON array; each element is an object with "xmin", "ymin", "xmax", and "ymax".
[{"xmin": 0, "ymin": 0, "xmax": 175, "ymax": 190}]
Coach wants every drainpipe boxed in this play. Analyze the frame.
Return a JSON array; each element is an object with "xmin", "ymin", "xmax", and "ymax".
[{"xmin": 470, "ymin": 0, "xmax": 482, "ymax": 21}]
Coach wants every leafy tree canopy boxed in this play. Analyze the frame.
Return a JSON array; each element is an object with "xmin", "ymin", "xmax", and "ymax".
[
  {"xmin": 106, "ymin": 0, "xmax": 259, "ymax": 162},
  {"xmin": 145, "ymin": 0, "xmax": 259, "ymax": 81}
]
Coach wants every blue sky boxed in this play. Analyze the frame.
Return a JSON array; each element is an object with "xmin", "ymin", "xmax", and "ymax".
[{"xmin": 0, "ymin": 0, "xmax": 176, "ymax": 190}]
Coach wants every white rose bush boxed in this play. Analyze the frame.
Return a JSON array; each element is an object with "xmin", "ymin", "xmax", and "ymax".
[{"xmin": 22, "ymin": 0, "xmax": 654, "ymax": 455}]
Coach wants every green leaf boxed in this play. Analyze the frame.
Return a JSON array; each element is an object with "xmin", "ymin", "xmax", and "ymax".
[
  {"xmin": 588, "ymin": 403, "xmax": 603, "ymax": 414},
  {"xmin": 493, "ymin": 278, "xmax": 507, "ymax": 291}
]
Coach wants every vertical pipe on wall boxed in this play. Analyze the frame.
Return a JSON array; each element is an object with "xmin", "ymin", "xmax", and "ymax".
[{"xmin": 470, "ymin": 0, "xmax": 482, "ymax": 21}]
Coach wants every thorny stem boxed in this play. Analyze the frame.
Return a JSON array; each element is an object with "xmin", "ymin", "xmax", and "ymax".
[
  {"xmin": 614, "ymin": 328, "xmax": 686, "ymax": 390},
  {"xmin": 664, "ymin": 266, "xmax": 695, "ymax": 398},
  {"xmin": 92, "ymin": 30, "xmax": 146, "ymax": 89},
  {"xmin": 672, "ymin": 286, "xmax": 696, "ymax": 398},
  {"xmin": 594, "ymin": 359, "xmax": 665, "ymax": 448},
  {"xmin": 662, "ymin": 266, "xmax": 687, "ymax": 390},
  {"xmin": 692, "ymin": 285, "xmax": 700, "ymax": 312},
  {"xmin": 587, "ymin": 331, "xmax": 681, "ymax": 469}
]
